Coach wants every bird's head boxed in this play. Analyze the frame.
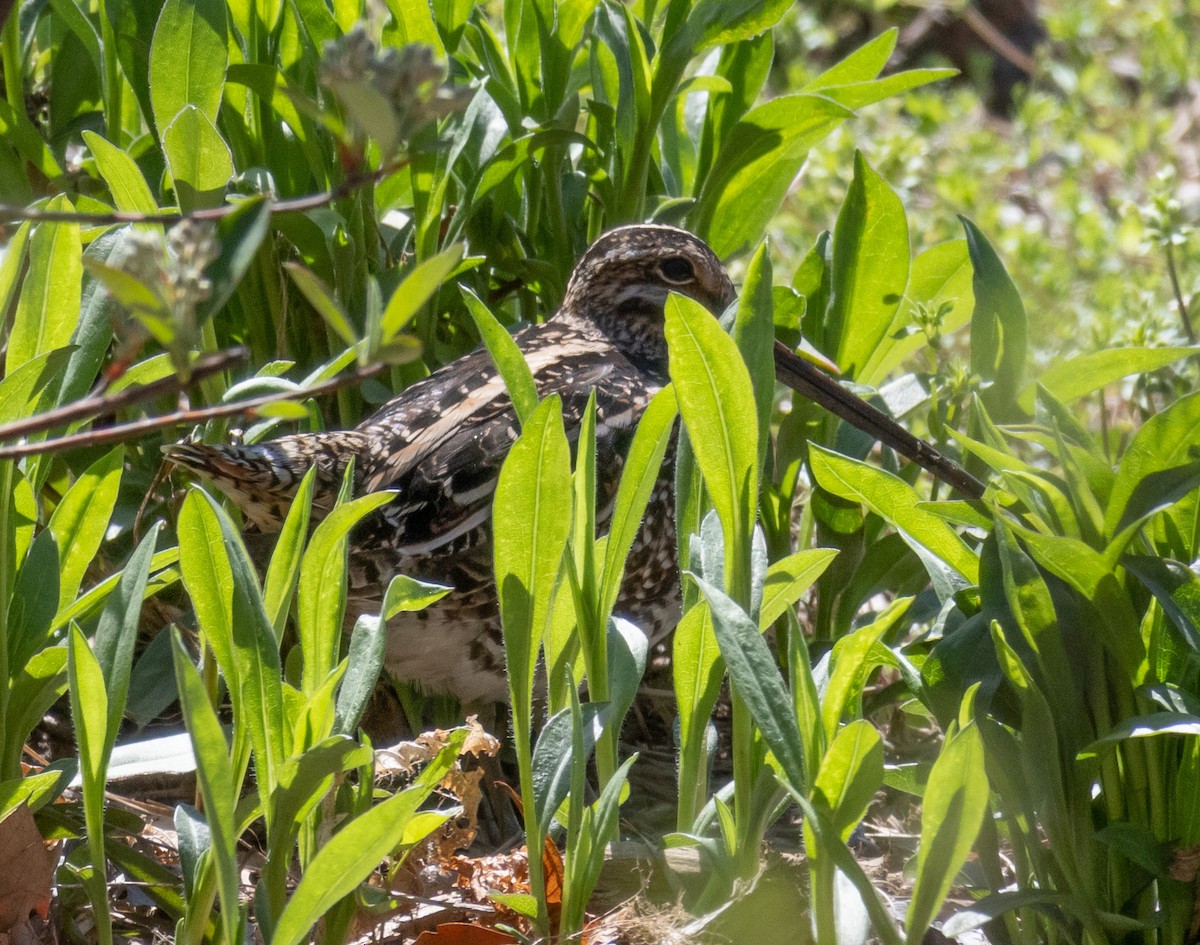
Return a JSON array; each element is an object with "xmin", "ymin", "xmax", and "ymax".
[{"xmin": 557, "ymin": 224, "xmax": 736, "ymax": 376}]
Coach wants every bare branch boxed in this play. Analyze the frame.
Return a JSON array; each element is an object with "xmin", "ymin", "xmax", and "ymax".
[
  {"xmin": 0, "ymin": 363, "xmax": 387, "ymax": 460},
  {"xmin": 0, "ymin": 159, "xmax": 409, "ymax": 227},
  {"xmin": 0, "ymin": 347, "xmax": 250, "ymax": 443}
]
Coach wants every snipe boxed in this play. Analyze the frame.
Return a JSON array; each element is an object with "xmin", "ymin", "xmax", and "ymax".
[{"xmin": 167, "ymin": 224, "xmax": 983, "ymax": 704}]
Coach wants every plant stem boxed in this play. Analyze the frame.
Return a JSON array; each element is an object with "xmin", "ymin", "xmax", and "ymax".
[
  {"xmin": 96, "ymin": 0, "xmax": 122, "ymax": 141},
  {"xmin": 0, "ymin": 461, "xmax": 12, "ymax": 780},
  {"xmin": 2, "ymin": 12, "xmax": 22, "ymax": 112},
  {"xmin": 1165, "ymin": 241, "xmax": 1195, "ymax": 342}
]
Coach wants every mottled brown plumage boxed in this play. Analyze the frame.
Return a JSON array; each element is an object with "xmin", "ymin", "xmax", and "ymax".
[
  {"xmin": 167, "ymin": 225, "xmax": 734, "ymax": 704},
  {"xmin": 168, "ymin": 223, "xmax": 984, "ymax": 705}
]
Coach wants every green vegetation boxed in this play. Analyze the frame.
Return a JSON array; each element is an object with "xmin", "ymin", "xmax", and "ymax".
[{"xmin": 1, "ymin": 0, "xmax": 1199, "ymax": 942}]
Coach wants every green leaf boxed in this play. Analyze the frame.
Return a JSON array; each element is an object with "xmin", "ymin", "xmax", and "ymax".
[
  {"xmin": 269, "ymin": 732, "xmax": 465, "ymax": 945},
  {"xmin": 461, "ymin": 286, "xmax": 539, "ymax": 425},
  {"xmin": 163, "ymin": 106, "xmax": 234, "ymax": 212},
  {"xmin": 906, "ymin": 719, "xmax": 989, "ymax": 944},
  {"xmin": 732, "ymin": 241, "xmax": 776, "ymax": 470},
  {"xmin": 1106, "ymin": 390, "xmax": 1200, "ymax": 541},
  {"xmin": 1018, "ymin": 346, "xmax": 1198, "ymax": 413},
  {"xmin": 821, "ymin": 599, "xmax": 910, "ymax": 743},
  {"xmin": 665, "ymin": 293, "xmax": 758, "ymax": 580},
  {"xmin": 6, "ymin": 196, "xmax": 82, "ymax": 375},
  {"xmin": 494, "ymin": 396, "xmax": 574, "ymax": 706},
  {"xmin": 802, "ymin": 28, "xmax": 896, "ymax": 89},
  {"xmin": 93, "ymin": 523, "xmax": 161, "ymax": 740},
  {"xmin": 171, "ymin": 629, "xmax": 240, "ymax": 945},
  {"xmin": 809, "ymin": 445, "xmax": 978, "ymax": 584},
  {"xmin": 9, "ymin": 530, "xmax": 60, "ymax": 672},
  {"xmin": 0, "ymin": 348, "xmax": 72, "ymax": 424},
  {"xmin": 285, "ymin": 263, "xmax": 357, "ymax": 346},
  {"xmin": 381, "ymin": 0, "xmax": 445, "ymax": 54},
  {"xmin": 532, "ymin": 702, "xmax": 609, "ymax": 836},
  {"xmin": 692, "ymin": 95, "xmax": 851, "ymax": 258},
  {"xmin": 812, "ymin": 69, "xmax": 958, "ymax": 110},
  {"xmin": 814, "ymin": 719, "xmax": 884, "ymax": 842},
  {"xmin": 297, "ymin": 490, "xmax": 397, "ymax": 695},
  {"xmin": 597, "ymin": 387, "xmax": 678, "ymax": 623},
  {"xmin": 82, "ymin": 132, "xmax": 158, "ymax": 215},
  {"xmin": 827, "ymin": 152, "xmax": 910, "ymax": 383},
  {"xmin": 5, "ymin": 647, "xmax": 68, "ymax": 774},
  {"xmin": 874, "ymin": 239, "xmax": 975, "ymax": 381},
  {"xmin": 759, "ymin": 549, "xmax": 839, "ymax": 629},
  {"xmin": 49, "ymin": 447, "xmax": 124, "ymax": 613},
  {"xmin": 380, "ymin": 243, "xmax": 464, "ymax": 342},
  {"xmin": 262, "ymin": 467, "xmax": 315, "ymax": 636},
  {"xmin": 148, "ymin": 0, "xmax": 227, "ymax": 133},
  {"xmin": 692, "ymin": 574, "xmax": 807, "ymax": 794},
  {"xmin": 963, "ymin": 216, "xmax": 1026, "ymax": 417}
]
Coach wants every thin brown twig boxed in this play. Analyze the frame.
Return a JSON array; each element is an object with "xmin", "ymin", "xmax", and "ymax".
[
  {"xmin": 0, "ymin": 347, "xmax": 250, "ymax": 443},
  {"xmin": 0, "ymin": 159, "xmax": 409, "ymax": 226},
  {"xmin": 0, "ymin": 362, "xmax": 386, "ymax": 460},
  {"xmin": 960, "ymin": 6, "xmax": 1039, "ymax": 77}
]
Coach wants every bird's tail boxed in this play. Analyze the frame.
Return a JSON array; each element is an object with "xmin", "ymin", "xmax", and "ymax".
[{"xmin": 164, "ymin": 431, "xmax": 368, "ymax": 530}]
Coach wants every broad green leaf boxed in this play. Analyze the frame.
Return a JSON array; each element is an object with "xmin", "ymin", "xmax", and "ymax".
[
  {"xmin": 802, "ymin": 28, "xmax": 896, "ymax": 89},
  {"xmin": 285, "ymin": 262, "xmax": 357, "ymax": 346},
  {"xmin": 494, "ymin": 396, "xmax": 574, "ymax": 705},
  {"xmin": 171, "ymin": 630, "xmax": 240, "ymax": 945},
  {"xmin": 163, "ymin": 106, "xmax": 233, "ymax": 212},
  {"xmin": 1081, "ymin": 713, "xmax": 1200, "ymax": 755},
  {"xmin": 0, "ymin": 348, "xmax": 72, "ymax": 424},
  {"xmin": 872, "ymin": 239, "xmax": 974, "ymax": 381},
  {"xmin": 732, "ymin": 241, "xmax": 776, "ymax": 470},
  {"xmin": 180, "ymin": 490, "xmax": 287, "ymax": 800},
  {"xmin": 827, "ymin": 152, "xmax": 910, "ymax": 383},
  {"xmin": 49, "ymin": 447, "xmax": 124, "ymax": 612},
  {"xmin": 178, "ymin": 490, "xmax": 235, "ymax": 676},
  {"xmin": 297, "ymin": 490, "xmax": 396, "ymax": 695},
  {"xmin": 381, "ymin": 0, "xmax": 445, "ymax": 54},
  {"xmin": 809, "ymin": 445, "xmax": 978, "ymax": 584},
  {"xmin": 0, "ymin": 770, "xmax": 66, "ymax": 821},
  {"xmin": 665, "ymin": 293, "xmax": 758, "ymax": 582},
  {"xmin": 1018, "ymin": 346, "xmax": 1198, "ymax": 413},
  {"xmin": 963, "ymin": 216, "xmax": 1026, "ymax": 417},
  {"xmin": 0, "ymin": 222, "xmax": 31, "ymax": 325},
  {"xmin": 66, "ymin": 621, "xmax": 111, "ymax": 941},
  {"xmin": 6, "ymin": 196, "xmax": 81, "ymax": 375},
  {"xmin": 263, "ymin": 467, "xmax": 315, "ymax": 636},
  {"xmin": 93, "ymin": 523, "xmax": 161, "ymax": 740},
  {"xmin": 461, "ymin": 286, "xmax": 539, "ymax": 425},
  {"xmin": 333, "ymin": 574, "xmax": 446, "ymax": 735},
  {"xmin": 814, "ymin": 719, "xmax": 884, "ymax": 842},
  {"xmin": 1106, "ymin": 390, "xmax": 1200, "ymax": 541},
  {"xmin": 692, "ymin": 575, "xmax": 807, "ymax": 794},
  {"xmin": 812, "ymin": 69, "xmax": 957, "ymax": 111},
  {"xmin": 269, "ymin": 732, "xmax": 465, "ymax": 945},
  {"xmin": 906, "ymin": 719, "xmax": 989, "ymax": 944},
  {"xmin": 82, "ymin": 132, "xmax": 158, "ymax": 216},
  {"xmin": 9, "ymin": 531, "xmax": 60, "ymax": 681},
  {"xmin": 598, "ymin": 387, "xmax": 678, "ymax": 623},
  {"xmin": 821, "ymin": 599, "xmax": 910, "ymax": 743},
  {"xmin": 149, "ymin": 0, "xmax": 227, "ymax": 133},
  {"xmin": 5, "ymin": 647, "xmax": 68, "ymax": 774},
  {"xmin": 532, "ymin": 702, "xmax": 609, "ymax": 836},
  {"xmin": 692, "ymin": 95, "xmax": 851, "ymax": 258},
  {"xmin": 759, "ymin": 549, "xmax": 839, "ymax": 629},
  {"xmin": 381, "ymin": 243, "xmax": 464, "ymax": 341},
  {"xmin": 198, "ymin": 195, "xmax": 273, "ymax": 321}
]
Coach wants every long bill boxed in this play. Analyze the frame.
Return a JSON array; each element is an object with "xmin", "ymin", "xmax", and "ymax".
[{"xmin": 773, "ymin": 340, "xmax": 987, "ymax": 500}]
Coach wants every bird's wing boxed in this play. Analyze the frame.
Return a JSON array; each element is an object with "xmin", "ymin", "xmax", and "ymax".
[{"xmin": 354, "ymin": 335, "xmax": 658, "ymax": 557}]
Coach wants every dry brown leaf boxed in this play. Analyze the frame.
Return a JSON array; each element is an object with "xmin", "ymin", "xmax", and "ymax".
[
  {"xmin": 0, "ymin": 806, "xmax": 53, "ymax": 931},
  {"xmin": 412, "ymin": 922, "xmax": 517, "ymax": 944}
]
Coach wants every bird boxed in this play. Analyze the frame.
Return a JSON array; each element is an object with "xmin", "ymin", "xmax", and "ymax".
[{"xmin": 166, "ymin": 224, "xmax": 984, "ymax": 706}]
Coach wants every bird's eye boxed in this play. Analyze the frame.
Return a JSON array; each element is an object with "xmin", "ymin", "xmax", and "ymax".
[{"xmin": 659, "ymin": 256, "xmax": 695, "ymax": 283}]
